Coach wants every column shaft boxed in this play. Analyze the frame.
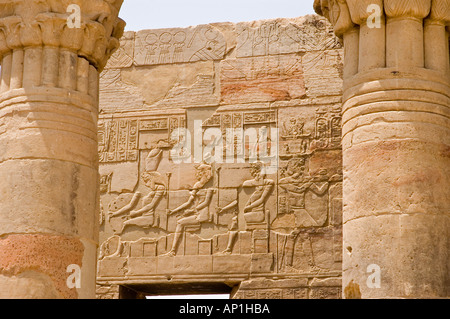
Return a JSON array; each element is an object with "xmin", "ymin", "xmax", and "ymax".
[
  {"xmin": 23, "ymin": 47, "xmax": 43, "ymax": 88},
  {"xmin": 343, "ymin": 28, "xmax": 360, "ymax": 79},
  {"xmin": 359, "ymin": 20, "xmax": 386, "ymax": 72},
  {"xmin": 386, "ymin": 17, "xmax": 425, "ymax": 68},
  {"xmin": 342, "ymin": 69, "xmax": 450, "ymax": 298},
  {"xmin": 1, "ymin": 53, "xmax": 12, "ymax": 93},
  {"xmin": 315, "ymin": 0, "xmax": 450, "ymax": 299},
  {"xmin": 0, "ymin": 0, "xmax": 124, "ymax": 299},
  {"xmin": 424, "ymin": 20, "xmax": 450, "ymax": 73}
]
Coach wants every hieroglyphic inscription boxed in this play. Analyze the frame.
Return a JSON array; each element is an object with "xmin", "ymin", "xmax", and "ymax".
[
  {"xmin": 236, "ymin": 16, "xmax": 341, "ymax": 58},
  {"xmin": 98, "ymin": 119, "xmax": 139, "ymax": 163},
  {"xmin": 202, "ymin": 109, "xmax": 277, "ymax": 161},
  {"xmin": 135, "ymin": 24, "xmax": 227, "ymax": 66},
  {"xmin": 99, "ymin": 115, "xmax": 186, "ymax": 163}
]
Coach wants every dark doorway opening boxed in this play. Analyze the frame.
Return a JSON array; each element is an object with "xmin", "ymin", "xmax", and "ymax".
[{"xmin": 119, "ymin": 282, "xmax": 234, "ymax": 299}]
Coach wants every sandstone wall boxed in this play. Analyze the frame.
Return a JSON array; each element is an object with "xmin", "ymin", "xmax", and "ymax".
[{"xmin": 96, "ymin": 15, "xmax": 345, "ymax": 299}]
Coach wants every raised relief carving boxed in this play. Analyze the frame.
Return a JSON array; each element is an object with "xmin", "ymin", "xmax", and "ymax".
[
  {"xmin": 275, "ymin": 157, "xmax": 331, "ymax": 228},
  {"xmin": 100, "ymin": 173, "xmax": 113, "ymax": 195},
  {"xmin": 105, "ymin": 31, "xmax": 135, "ymax": 69},
  {"xmin": 202, "ymin": 108, "xmax": 278, "ymax": 163},
  {"xmin": 97, "ymin": 17, "xmax": 344, "ymax": 292},
  {"xmin": 99, "ymin": 69, "xmax": 145, "ymax": 113},
  {"xmin": 163, "ymin": 162, "xmax": 215, "ymax": 256},
  {"xmin": 236, "ymin": 16, "xmax": 340, "ymax": 58},
  {"xmin": 216, "ymin": 188, "xmax": 240, "ymax": 255},
  {"xmin": 135, "ymin": 24, "xmax": 226, "ymax": 66},
  {"xmin": 98, "ymin": 119, "xmax": 139, "ymax": 163},
  {"xmin": 99, "ymin": 112, "xmax": 341, "ymax": 281},
  {"xmin": 279, "ymin": 106, "xmax": 342, "ymax": 160},
  {"xmin": 102, "ymin": 61, "xmax": 219, "ymax": 110},
  {"xmin": 280, "ymin": 117, "xmax": 311, "ymax": 156},
  {"xmin": 302, "ymin": 49, "xmax": 344, "ymax": 98},
  {"xmin": 99, "ymin": 235, "xmax": 124, "ymax": 260},
  {"xmin": 242, "ymin": 162, "xmax": 275, "ymax": 228},
  {"xmin": 111, "ymin": 174, "xmax": 167, "ymax": 234},
  {"xmin": 311, "ymin": 107, "xmax": 342, "ymax": 151},
  {"xmin": 99, "ymin": 114, "xmax": 186, "ymax": 164},
  {"xmin": 152, "ymin": 74, "xmax": 218, "ymax": 108}
]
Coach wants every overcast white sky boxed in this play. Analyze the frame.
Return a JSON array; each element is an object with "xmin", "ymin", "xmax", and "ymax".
[{"xmin": 120, "ymin": 0, "xmax": 316, "ymax": 31}]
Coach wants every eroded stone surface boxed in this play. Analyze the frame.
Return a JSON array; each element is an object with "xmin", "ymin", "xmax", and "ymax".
[{"xmin": 0, "ymin": 234, "xmax": 84, "ymax": 299}]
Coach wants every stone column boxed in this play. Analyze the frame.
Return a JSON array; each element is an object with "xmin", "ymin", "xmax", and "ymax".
[
  {"xmin": 314, "ymin": 0, "xmax": 450, "ymax": 298},
  {"xmin": 0, "ymin": 0, "xmax": 124, "ymax": 299}
]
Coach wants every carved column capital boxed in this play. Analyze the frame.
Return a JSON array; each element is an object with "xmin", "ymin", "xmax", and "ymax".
[
  {"xmin": 384, "ymin": 0, "xmax": 432, "ymax": 19},
  {"xmin": 429, "ymin": 0, "xmax": 450, "ymax": 24},
  {"xmin": 345, "ymin": 0, "xmax": 384, "ymax": 25},
  {"xmin": 314, "ymin": 0, "xmax": 355, "ymax": 37},
  {"xmin": 0, "ymin": 0, "xmax": 125, "ymax": 71},
  {"xmin": 315, "ymin": 0, "xmax": 387, "ymax": 31}
]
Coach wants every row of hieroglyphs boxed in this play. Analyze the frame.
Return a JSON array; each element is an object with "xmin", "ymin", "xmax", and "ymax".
[
  {"xmin": 98, "ymin": 107, "xmax": 342, "ymax": 164},
  {"xmin": 98, "ymin": 115, "xmax": 186, "ymax": 163},
  {"xmin": 105, "ymin": 15, "xmax": 341, "ymax": 68}
]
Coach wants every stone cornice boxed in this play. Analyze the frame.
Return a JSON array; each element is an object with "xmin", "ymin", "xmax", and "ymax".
[{"xmin": 0, "ymin": 0, "xmax": 125, "ymax": 71}]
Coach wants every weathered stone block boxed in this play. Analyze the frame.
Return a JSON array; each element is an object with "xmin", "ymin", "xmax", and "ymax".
[{"xmin": 220, "ymin": 54, "xmax": 306, "ymax": 104}]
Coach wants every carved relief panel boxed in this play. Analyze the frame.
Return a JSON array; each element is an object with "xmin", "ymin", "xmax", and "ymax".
[
  {"xmin": 134, "ymin": 24, "xmax": 227, "ymax": 66},
  {"xmin": 98, "ymin": 105, "xmax": 342, "ymax": 282},
  {"xmin": 97, "ymin": 15, "xmax": 343, "ymax": 299}
]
